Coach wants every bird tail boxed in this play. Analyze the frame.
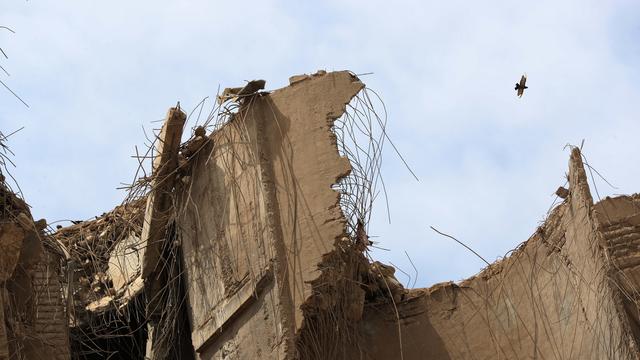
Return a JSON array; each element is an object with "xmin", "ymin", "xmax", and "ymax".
[{"xmin": 515, "ymin": 83, "xmax": 520, "ymax": 90}]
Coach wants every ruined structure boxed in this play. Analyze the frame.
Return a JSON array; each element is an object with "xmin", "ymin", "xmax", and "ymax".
[
  {"xmin": 1, "ymin": 71, "xmax": 639, "ymax": 359},
  {"xmin": 354, "ymin": 150, "xmax": 640, "ymax": 359},
  {"xmin": 0, "ymin": 172, "xmax": 69, "ymax": 359}
]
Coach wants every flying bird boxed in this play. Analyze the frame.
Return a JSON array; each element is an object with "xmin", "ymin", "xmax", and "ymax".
[{"xmin": 515, "ymin": 74, "xmax": 528, "ymax": 97}]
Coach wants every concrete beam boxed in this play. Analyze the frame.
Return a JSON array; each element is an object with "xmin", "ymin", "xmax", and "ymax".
[{"xmin": 141, "ymin": 106, "xmax": 186, "ymax": 280}]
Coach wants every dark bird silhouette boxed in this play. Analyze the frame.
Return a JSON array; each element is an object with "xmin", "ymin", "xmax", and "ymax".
[{"xmin": 515, "ymin": 74, "xmax": 528, "ymax": 97}]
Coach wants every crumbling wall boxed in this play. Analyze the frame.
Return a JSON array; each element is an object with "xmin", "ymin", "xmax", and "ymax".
[
  {"xmin": 32, "ymin": 248, "xmax": 70, "ymax": 360},
  {"xmin": 174, "ymin": 71, "xmax": 366, "ymax": 359},
  {"xmin": 352, "ymin": 149, "xmax": 639, "ymax": 359},
  {"xmin": 55, "ymin": 200, "xmax": 146, "ymax": 315},
  {"xmin": 262, "ymin": 71, "xmax": 363, "ymax": 330},
  {"xmin": 176, "ymin": 104, "xmax": 279, "ymax": 359},
  {"xmin": 0, "ymin": 181, "xmax": 70, "ymax": 359},
  {"xmin": 54, "ymin": 200, "xmax": 147, "ymax": 360},
  {"xmin": 595, "ymin": 195, "xmax": 640, "ymax": 347}
]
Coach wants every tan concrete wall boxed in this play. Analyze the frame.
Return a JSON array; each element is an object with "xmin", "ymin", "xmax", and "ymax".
[
  {"xmin": 177, "ymin": 108, "xmax": 280, "ymax": 358},
  {"xmin": 262, "ymin": 72, "xmax": 363, "ymax": 331},
  {"xmin": 353, "ymin": 149, "xmax": 639, "ymax": 360},
  {"xmin": 176, "ymin": 71, "xmax": 364, "ymax": 359},
  {"xmin": 32, "ymin": 250, "xmax": 70, "ymax": 360},
  {"xmin": 1, "ymin": 185, "xmax": 70, "ymax": 359},
  {"xmin": 595, "ymin": 195, "xmax": 640, "ymax": 347}
]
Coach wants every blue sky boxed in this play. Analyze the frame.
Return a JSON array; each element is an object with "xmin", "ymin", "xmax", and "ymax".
[{"xmin": 2, "ymin": 1, "xmax": 639, "ymax": 287}]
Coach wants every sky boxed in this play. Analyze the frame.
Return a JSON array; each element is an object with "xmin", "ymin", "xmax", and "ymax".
[{"xmin": 1, "ymin": 1, "xmax": 639, "ymax": 287}]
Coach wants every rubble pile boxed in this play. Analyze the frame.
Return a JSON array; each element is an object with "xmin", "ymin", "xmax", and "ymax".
[
  {"xmin": 0, "ymin": 173, "xmax": 69, "ymax": 359},
  {"xmin": 54, "ymin": 199, "xmax": 145, "ymax": 315}
]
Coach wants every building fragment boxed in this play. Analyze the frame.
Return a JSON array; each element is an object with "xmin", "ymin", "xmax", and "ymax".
[
  {"xmin": 353, "ymin": 149, "xmax": 640, "ymax": 359},
  {"xmin": 0, "ymin": 176, "xmax": 69, "ymax": 359}
]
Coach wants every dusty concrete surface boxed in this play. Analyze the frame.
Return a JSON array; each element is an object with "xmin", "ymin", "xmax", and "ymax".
[
  {"xmin": 0, "ymin": 179, "xmax": 70, "ymax": 359},
  {"xmin": 264, "ymin": 71, "xmax": 363, "ymax": 331},
  {"xmin": 177, "ymin": 99, "xmax": 278, "ymax": 357},
  {"xmin": 175, "ymin": 70, "xmax": 366, "ymax": 359},
  {"xmin": 141, "ymin": 106, "xmax": 186, "ymax": 280},
  {"xmin": 352, "ymin": 149, "xmax": 640, "ymax": 359},
  {"xmin": 53, "ymin": 199, "xmax": 147, "ymax": 359},
  {"xmin": 595, "ymin": 194, "xmax": 640, "ymax": 347}
]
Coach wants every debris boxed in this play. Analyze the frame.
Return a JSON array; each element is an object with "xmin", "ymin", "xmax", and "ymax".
[
  {"xmin": 289, "ymin": 74, "xmax": 310, "ymax": 85},
  {"xmin": 0, "ymin": 181, "xmax": 69, "ymax": 359},
  {"xmin": 370, "ymin": 261, "xmax": 406, "ymax": 303},
  {"xmin": 180, "ymin": 129, "xmax": 209, "ymax": 159},
  {"xmin": 0, "ymin": 223, "xmax": 24, "ymax": 281},
  {"xmin": 140, "ymin": 106, "xmax": 186, "ymax": 280},
  {"xmin": 107, "ymin": 233, "xmax": 142, "ymax": 293},
  {"xmin": 556, "ymin": 186, "xmax": 569, "ymax": 199},
  {"xmin": 217, "ymin": 79, "xmax": 266, "ymax": 104},
  {"xmin": 86, "ymin": 296, "xmax": 113, "ymax": 312},
  {"xmin": 289, "ymin": 70, "xmax": 327, "ymax": 85},
  {"xmin": 194, "ymin": 125, "xmax": 206, "ymax": 138},
  {"xmin": 34, "ymin": 218, "xmax": 47, "ymax": 230}
]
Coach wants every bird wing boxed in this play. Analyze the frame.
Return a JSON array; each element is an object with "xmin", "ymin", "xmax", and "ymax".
[{"xmin": 517, "ymin": 74, "xmax": 527, "ymax": 97}]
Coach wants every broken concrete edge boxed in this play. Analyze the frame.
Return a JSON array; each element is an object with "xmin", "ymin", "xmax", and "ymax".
[
  {"xmin": 217, "ymin": 79, "xmax": 267, "ymax": 105},
  {"xmin": 0, "ymin": 178, "xmax": 71, "ymax": 359},
  {"xmin": 140, "ymin": 106, "xmax": 186, "ymax": 280},
  {"xmin": 249, "ymin": 95, "xmax": 298, "ymax": 357},
  {"xmin": 565, "ymin": 148, "xmax": 639, "ymax": 355},
  {"xmin": 0, "ymin": 223, "xmax": 25, "ymax": 282},
  {"xmin": 0, "ymin": 183, "xmax": 52, "ymax": 280},
  {"xmin": 594, "ymin": 194, "xmax": 640, "ymax": 227},
  {"xmin": 424, "ymin": 149, "xmax": 610, "ymax": 285},
  {"xmin": 381, "ymin": 147, "xmax": 640, "ymax": 358},
  {"xmin": 53, "ymin": 198, "xmax": 146, "ymax": 315},
  {"xmin": 288, "ymin": 69, "xmax": 328, "ymax": 86},
  {"xmin": 566, "ymin": 148, "xmax": 637, "ymax": 353},
  {"xmin": 594, "ymin": 194, "xmax": 640, "ymax": 344},
  {"xmin": 287, "ymin": 72, "xmax": 411, "ymax": 356},
  {"xmin": 164, "ymin": 70, "xmax": 402, "ymax": 357},
  {"xmin": 230, "ymin": 70, "xmax": 368, "ymax": 343},
  {"xmin": 581, "ymin": 160, "xmax": 640, "ymax": 352},
  {"xmin": 420, "ymin": 148, "xmax": 594, "ymax": 291},
  {"xmin": 54, "ymin": 106, "xmax": 219, "ymax": 318},
  {"xmin": 221, "ymin": 70, "xmax": 414, "ymax": 356}
]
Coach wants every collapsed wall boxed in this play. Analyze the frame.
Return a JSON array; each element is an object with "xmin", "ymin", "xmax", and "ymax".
[
  {"xmin": 353, "ymin": 149, "xmax": 640, "ymax": 359},
  {"xmin": 596, "ymin": 194, "xmax": 640, "ymax": 344},
  {"xmin": 171, "ymin": 70, "xmax": 373, "ymax": 359},
  {"xmin": 0, "ymin": 177, "xmax": 70, "ymax": 359},
  {"xmin": 55, "ymin": 200, "xmax": 147, "ymax": 360},
  {"xmin": 54, "ymin": 71, "xmax": 380, "ymax": 360}
]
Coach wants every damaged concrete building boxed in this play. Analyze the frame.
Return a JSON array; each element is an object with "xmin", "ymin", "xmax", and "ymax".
[
  {"xmin": 1, "ymin": 71, "xmax": 640, "ymax": 359},
  {"xmin": 0, "ymin": 173, "xmax": 69, "ymax": 359}
]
